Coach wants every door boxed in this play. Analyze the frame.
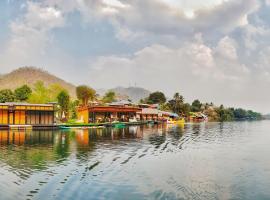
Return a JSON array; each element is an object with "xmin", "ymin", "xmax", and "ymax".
[{"xmin": 9, "ymin": 112, "xmax": 14, "ymax": 125}]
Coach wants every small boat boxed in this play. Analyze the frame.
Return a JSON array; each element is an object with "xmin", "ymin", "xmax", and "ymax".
[
  {"xmin": 166, "ymin": 118, "xmax": 185, "ymax": 125},
  {"xmin": 175, "ymin": 118, "xmax": 185, "ymax": 124},
  {"xmin": 59, "ymin": 126, "xmax": 71, "ymax": 129},
  {"xmin": 112, "ymin": 121, "xmax": 126, "ymax": 128}
]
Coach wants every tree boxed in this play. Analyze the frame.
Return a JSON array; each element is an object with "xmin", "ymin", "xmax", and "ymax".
[
  {"xmin": 76, "ymin": 85, "xmax": 96, "ymax": 105},
  {"xmin": 171, "ymin": 92, "xmax": 184, "ymax": 114},
  {"xmin": 14, "ymin": 85, "xmax": 32, "ymax": 102},
  {"xmin": 233, "ymin": 108, "xmax": 248, "ymax": 119},
  {"xmin": 28, "ymin": 81, "xmax": 66, "ymax": 104},
  {"xmin": 147, "ymin": 91, "xmax": 166, "ymax": 104},
  {"xmin": 0, "ymin": 89, "xmax": 15, "ymax": 103},
  {"xmin": 28, "ymin": 81, "xmax": 50, "ymax": 103},
  {"xmin": 57, "ymin": 90, "xmax": 70, "ymax": 121},
  {"xmin": 182, "ymin": 103, "xmax": 191, "ymax": 117},
  {"xmin": 70, "ymin": 100, "xmax": 80, "ymax": 119},
  {"xmin": 216, "ymin": 105, "xmax": 234, "ymax": 122},
  {"xmin": 191, "ymin": 99, "xmax": 202, "ymax": 112},
  {"xmin": 102, "ymin": 91, "xmax": 116, "ymax": 103}
]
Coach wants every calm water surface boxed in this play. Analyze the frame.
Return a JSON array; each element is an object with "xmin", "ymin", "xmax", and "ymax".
[{"xmin": 1, "ymin": 121, "xmax": 270, "ymax": 200}]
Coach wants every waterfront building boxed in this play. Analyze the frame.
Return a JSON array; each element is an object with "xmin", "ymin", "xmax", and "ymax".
[
  {"xmin": 138, "ymin": 108, "xmax": 179, "ymax": 122},
  {"xmin": 0, "ymin": 103, "xmax": 55, "ymax": 128},
  {"xmin": 77, "ymin": 105, "xmax": 142, "ymax": 123}
]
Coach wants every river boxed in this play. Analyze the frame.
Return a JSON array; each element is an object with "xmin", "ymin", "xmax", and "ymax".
[{"xmin": 0, "ymin": 121, "xmax": 270, "ymax": 200}]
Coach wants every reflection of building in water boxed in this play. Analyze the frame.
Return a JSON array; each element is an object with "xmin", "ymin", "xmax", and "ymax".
[
  {"xmin": 75, "ymin": 129, "xmax": 89, "ymax": 146},
  {"xmin": 0, "ymin": 130, "xmax": 54, "ymax": 145},
  {"xmin": 72, "ymin": 125, "xmax": 176, "ymax": 144},
  {"xmin": 0, "ymin": 130, "xmax": 25, "ymax": 145}
]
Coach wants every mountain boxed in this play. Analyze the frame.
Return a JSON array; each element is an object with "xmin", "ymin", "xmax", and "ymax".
[
  {"xmin": 97, "ymin": 86, "xmax": 151, "ymax": 103},
  {"xmin": 0, "ymin": 67, "xmax": 151, "ymax": 102},
  {"xmin": 0, "ymin": 67, "xmax": 76, "ymax": 98}
]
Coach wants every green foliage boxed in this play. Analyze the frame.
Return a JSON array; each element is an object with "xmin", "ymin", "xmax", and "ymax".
[
  {"xmin": 160, "ymin": 103, "xmax": 171, "ymax": 111},
  {"xmin": 28, "ymin": 81, "xmax": 50, "ymax": 103},
  {"xmin": 76, "ymin": 85, "xmax": 96, "ymax": 105},
  {"xmin": 182, "ymin": 103, "xmax": 191, "ymax": 117},
  {"xmin": 191, "ymin": 99, "xmax": 202, "ymax": 112},
  {"xmin": 102, "ymin": 91, "xmax": 116, "ymax": 103},
  {"xmin": 167, "ymin": 92, "xmax": 184, "ymax": 114},
  {"xmin": 28, "ymin": 81, "xmax": 66, "ymax": 104},
  {"xmin": 69, "ymin": 100, "xmax": 79, "ymax": 119},
  {"xmin": 57, "ymin": 90, "xmax": 70, "ymax": 120},
  {"xmin": 216, "ymin": 106, "xmax": 234, "ymax": 122},
  {"xmin": 14, "ymin": 84, "xmax": 32, "ymax": 102},
  {"xmin": 0, "ymin": 89, "xmax": 15, "ymax": 103},
  {"xmin": 233, "ymin": 108, "xmax": 262, "ymax": 120},
  {"xmin": 147, "ymin": 91, "xmax": 166, "ymax": 104}
]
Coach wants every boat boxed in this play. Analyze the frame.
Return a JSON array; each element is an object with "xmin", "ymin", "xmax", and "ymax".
[
  {"xmin": 112, "ymin": 121, "xmax": 126, "ymax": 128},
  {"xmin": 59, "ymin": 126, "xmax": 71, "ymax": 129},
  {"xmin": 166, "ymin": 118, "xmax": 185, "ymax": 125},
  {"xmin": 189, "ymin": 112, "xmax": 208, "ymax": 123}
]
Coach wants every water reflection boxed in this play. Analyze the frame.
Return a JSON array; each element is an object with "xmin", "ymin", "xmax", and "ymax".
[
  {"xmin": 1, "ymin": 122, "xmax": 270, "ymax": 200},
  {"xmin": 0, "ymin": 124, "xmax": 184, "ymax": 171}
]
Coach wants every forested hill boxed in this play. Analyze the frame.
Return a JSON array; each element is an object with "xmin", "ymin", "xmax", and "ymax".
[{"xmin": 0, "ymin": 67, "xmax": 76, "ymax": 98}]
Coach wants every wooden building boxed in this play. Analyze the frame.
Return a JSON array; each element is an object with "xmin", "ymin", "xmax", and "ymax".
[
  {"xmin": 77, "ymin": 105, "xmax": 142, "ymax": 123},
  {"xmin": 0, "ymin": 103, "xmax": 55, "ymax": 127},
  {"xmin": 138, "ymin": 108, "xmax": 179, "ymax": 122}
]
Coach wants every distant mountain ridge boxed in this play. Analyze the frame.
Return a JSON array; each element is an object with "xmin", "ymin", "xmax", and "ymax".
[
  {"xmin": 97, "ymin": 86, "xmax": 151, "ymax": 103},
  {"xmin": 0, "ymin": 67, "xmax": 76, "ymax": 98}
]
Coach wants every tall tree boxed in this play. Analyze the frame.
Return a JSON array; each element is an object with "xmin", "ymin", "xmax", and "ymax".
[
  {"xmin": 14, "ymin": 85, "xmax": 32, "ymax": 102},
  {"xmin": 191, "ymin": 99, "xmax": 202, "ymax": 112},
  {"xmin": 28, "ymin": 81, "xmax": 50, "ymax": 103},
  {"xmin": 147, "ymin": 91, "xmax": 166, "ymax": 104},
  {"xmin": 76, "ymin": 85, "xmax": 96, "ymax": 105},
  {"xmin": 28, "ymin": 81, "xmax": 66, "ymax": 104},
  {"xmin": 0, "ymin": 89, "xmax": 15, "ymax": 103},
  {"xmin": 102, "ymin": 91, "xmax": 116, "ymax": 103},
  {"xmin": 57, "ymin": 90, "xmax": 70, "ymax": 121},
  {"xmin": 70, "ymin": 100, "xmax": 80, "ymax": 119}
]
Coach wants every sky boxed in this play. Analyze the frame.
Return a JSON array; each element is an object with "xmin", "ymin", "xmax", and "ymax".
[{"xmin": 1, "ymin": 0, "xmax": 270, "ymax": 113}]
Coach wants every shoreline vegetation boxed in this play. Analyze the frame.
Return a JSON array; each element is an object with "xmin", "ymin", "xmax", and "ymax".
[{"xmin": 0, "ymin": 81, "xmax": 263, "ymax": 123}]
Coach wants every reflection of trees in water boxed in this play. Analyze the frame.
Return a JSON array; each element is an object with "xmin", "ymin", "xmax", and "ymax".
[
  {"xmin": 54, "ymin": 130, "xmax": 71, "ymax": 159},
  {"xmin": 148, "ymin": 134, "xmax": 166, "ymax": 148},
  {"xmin": 0, "ymin": 130, "xmax": 71, "ymax": 174},
  {"xmin": 146, "ymin": 124, "xmax": 185, "ymax": 148},
  {"xmin": 0, "ymin": 125, "xmax": 187, "ymax": 175},
  {"xmin": 167, "ymin": 126, "xmax": 184, "ymax": 146}
]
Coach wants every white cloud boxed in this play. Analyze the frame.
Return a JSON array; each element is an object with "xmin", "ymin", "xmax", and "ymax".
[
  {"xmin": 0, "ymin": 1, "xmax": 65, "ymax": 72},
  {"xmin": 106, "ymin": 0, "xmax": 259, "ymax": 38},
  {"xmin": 88, "ymin": 35, "xmax": 248, "ymax": 94},
  {"xmin": 215, "ymin": 36, "xmax": 238, "ymax": 60},
  {"xmin": 2, "ymin": 0, "xmax": 270, "ymax": 112}
]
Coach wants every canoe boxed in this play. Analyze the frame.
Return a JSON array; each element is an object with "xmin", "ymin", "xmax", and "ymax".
[
  {"xmin": 167, "ymin": 118, "xmax": 185, "ymax": 125},
  {"xmin": 112, "ymin": 122, "xmax": 126, "ymax": 128}
]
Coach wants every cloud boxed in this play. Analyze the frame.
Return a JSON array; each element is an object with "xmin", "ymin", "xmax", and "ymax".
[
  {"xmin": 103, "ymin": 0, "xmax": 259, "ymax": 39},
  {"xmin": 0, "ymin": 1, "xmax": 65, "ymax": 72},
  {"xmin": 1, "ymin": 0, "xmax": 270, "ymax": 112},
  {"xmin": 88, "ymin": 34, "xmax": 248, "ymax": 96}
]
